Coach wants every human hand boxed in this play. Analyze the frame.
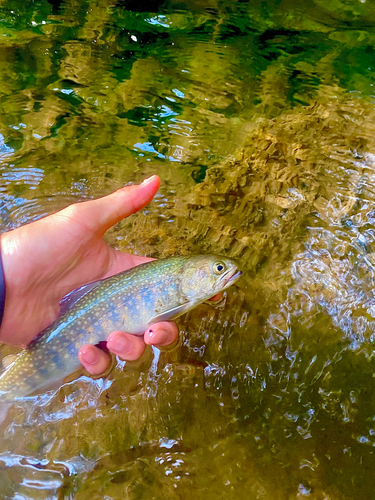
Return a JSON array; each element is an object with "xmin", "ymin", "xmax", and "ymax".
[{"xmin": 0, "ymin": 175, "xmax": 178, "ymax": 374}]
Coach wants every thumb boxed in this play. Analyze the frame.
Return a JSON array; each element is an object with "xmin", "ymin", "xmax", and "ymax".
[{"xmin": 73, "ymin": 175, "xmax": 160, "ymax": 234}]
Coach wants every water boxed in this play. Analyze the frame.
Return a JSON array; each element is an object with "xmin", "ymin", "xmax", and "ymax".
[{"xmin": 2, "ymin": 0, "xmax": 375, "ymax": 498}]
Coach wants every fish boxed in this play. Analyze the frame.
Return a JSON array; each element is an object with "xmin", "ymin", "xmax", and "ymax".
[{"xmin": 0, "ymin": 255, "xmax": 241, "ymax": 403}]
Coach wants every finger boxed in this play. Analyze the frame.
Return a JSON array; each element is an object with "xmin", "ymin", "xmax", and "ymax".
[
  {"xmin": 90, "ymin": 174, "xmax": 160, "ymax": 233},
  {"xmin": 65, "ymin": 174, "xmax": 161, "ymax": 235},
  {"xmin": 107, "ymin": 331, "xmax": 146, "ymax": 360},
  {"xmin": 144, "ymin": 321, "xmax": 179, "ymax": 346},
  {"xmin": 78, "ymin": 344, "xmax": 112, "ymax": 375}
]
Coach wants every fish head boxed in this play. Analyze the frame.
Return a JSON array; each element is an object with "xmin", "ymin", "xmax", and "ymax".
[{"xmin": 179, "ymin": 255, "xmax": 242, "ymax": 303}]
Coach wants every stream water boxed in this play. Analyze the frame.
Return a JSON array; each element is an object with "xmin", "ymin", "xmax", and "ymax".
[{"xmin": 1, "ymin": 0, "xmax": 375, "ymax": 498}]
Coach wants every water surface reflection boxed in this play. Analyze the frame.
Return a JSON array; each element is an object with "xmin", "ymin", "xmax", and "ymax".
[{"xmin": 2, "ymin": 0, "xmax": 375, "ymax": 498}]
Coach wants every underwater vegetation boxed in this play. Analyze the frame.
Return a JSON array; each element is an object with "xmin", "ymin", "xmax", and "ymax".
[{"xmin": 1, "ymin": 0, "xmax": 375, "ymax": 498}]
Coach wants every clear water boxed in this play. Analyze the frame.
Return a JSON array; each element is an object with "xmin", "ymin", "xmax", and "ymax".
[{"xmin": 2, "ymin": 0, "xmax": 375, "ymax": 498}]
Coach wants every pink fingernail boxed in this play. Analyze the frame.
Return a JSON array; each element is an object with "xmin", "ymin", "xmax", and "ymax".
[
  {"xmin": 108, "ymin": 334, "xmax": 130, "ymax": 354},
  {"xmin": 141, "ymin": 175, "xmax": 157, "ymax": 185},
  {"xmin": 82, "ymin": 347, "xmax": 97, "ymax": 365}
]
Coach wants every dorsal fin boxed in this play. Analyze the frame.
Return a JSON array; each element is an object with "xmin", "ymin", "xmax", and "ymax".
[{"xmin": 2, "ymin": 354, "xmax": 18, "ymax": 370}]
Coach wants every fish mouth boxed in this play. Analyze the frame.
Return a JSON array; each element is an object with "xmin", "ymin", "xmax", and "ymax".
[{"xmin": 222, "ymin": 268, "xmax": 242, "ymax": 287}]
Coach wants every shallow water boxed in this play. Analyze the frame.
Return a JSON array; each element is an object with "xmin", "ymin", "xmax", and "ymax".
[{"xmin": 2, "ymin": 0, "xmax": 375, "ymax": 498}]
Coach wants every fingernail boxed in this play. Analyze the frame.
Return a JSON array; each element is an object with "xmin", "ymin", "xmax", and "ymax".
[
  {"xmin": 158, "ymin": 328, "xmax": 170, "ymax": 343},
  {"xmin": 146, "ymin": 327, "xmax": 169, "ymax": 344},
  {"xmin": 81, "ymin": 347, "xmax": 97, "ymax": 365},
  {"xmin": 108, "ymin": 334, "xmax": 130, "ymax": 354},
  {"xmin": 141, "ymin": 175, "xmax": 157, "ymax": 185}
]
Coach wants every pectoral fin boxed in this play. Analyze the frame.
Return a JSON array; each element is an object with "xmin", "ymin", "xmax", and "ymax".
[
  {"xmin": 2, "ymin": 354, "xmax": 18, "ymax": 370},
  {"xmin": 204, "ymin": 293, "xmax": 227, "ymax": 309},
  {"xmin": 148, "ymin": 302, "xmax": 193, "ymax": 325}
]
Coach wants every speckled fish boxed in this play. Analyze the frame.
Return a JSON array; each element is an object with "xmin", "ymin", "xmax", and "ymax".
[{"xmin": 0, "ymin": 255, "xmax": 241, "ymax": 403}]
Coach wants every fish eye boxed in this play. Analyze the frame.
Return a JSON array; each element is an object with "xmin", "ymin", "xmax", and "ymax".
[{"xmin": 213, "ymin": 261, "xmax": 226, "ymax": 274}]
